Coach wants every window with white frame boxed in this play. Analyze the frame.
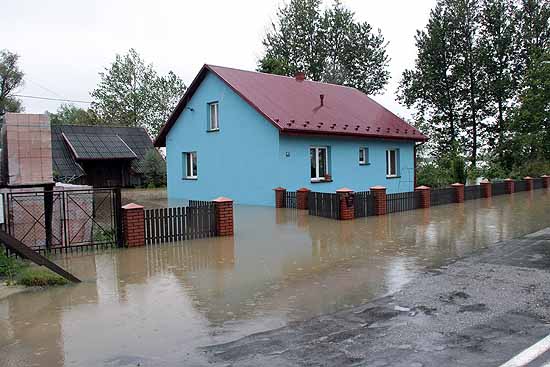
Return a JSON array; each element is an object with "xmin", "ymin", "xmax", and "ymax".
[
  {"xmin": 310, "ymin": 146, "xmax": 329, "ymax": 181},
  {"xmin": 208, "ymin": 102, "xmax": 219, "ymax": 131},
  {"xmin": 386, "ymin": 149, "xmax": 399, "ymax": 177},
  {"xmin": 184, "ymin": 152, "xmax": 198, "ymax": 179},
  {"xmin": 359, "ymin": 147, "xmax": 369, "ymax": 165}
]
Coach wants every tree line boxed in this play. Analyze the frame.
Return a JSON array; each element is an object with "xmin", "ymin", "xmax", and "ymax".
[{"xmin": 399, "ymin": 0, "xmax": 549, "ymax": 184}]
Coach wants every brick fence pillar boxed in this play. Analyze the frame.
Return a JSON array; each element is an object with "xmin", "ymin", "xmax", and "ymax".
[
  {"xmin": 541, "ymin": 175, "xmax": 550, "ymax": 188},
  {"xmin": 505, "ymin": 178, "xmax": 515, "ymax": 194},
  {"xmin": 370, "ymin": 186, "xmax": 387, "ymax": 216},
  {"xmin": 213, "ymin": 197, "xmax": 234, "ymax": 236},
  {"xmin": 296, "ymin": 188, "xmax": 310, "ymax": 210},
  {"xmin": 480, "ymin": 180, "xmax": 492, "ymax": 198},
  {"xmin": 274, "ymin": 187, "xmax": 286, "ymax": 208},
  {"xmin": 524, "ymin": 176, "xmax": 534, "ymax": 191},
  {"xmin": 336, "ymin": 188, "xmax": 354, "ymax": 220},
  {"xmin": 122, "ymin": 203, "xmax": 145, "ymax": 247},
  {"xmin": 415, "ymin": 185, "xmax": 431, "ymax": 209},
  {"xmin": 452, "ymin": 183, "xmax": 465, "ymax": 203}
]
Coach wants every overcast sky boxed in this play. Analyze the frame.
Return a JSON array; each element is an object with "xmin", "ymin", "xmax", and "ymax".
[{"xmin": 2, "ymin": 0, "xmax": 435, "ymax": 123}]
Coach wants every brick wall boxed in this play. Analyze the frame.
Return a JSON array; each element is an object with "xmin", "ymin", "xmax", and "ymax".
[
  {"xmin": 452, "ymin": 183, "xmax": 465, "ymax": 203},
  {"xmin": 297, "ymin": 188, "xmax": 310, "ymax": 210},
  {"xmin": 480, "ymin": 180, "xmax": 492, "ymax": 198},
  {"xmin": 505, "ymin": 178, "xmax": 515, "ymax": 194},
  {"xmin": 274, "ymin": 187, "xmax": 286, "ymax": 208},
  {"xmin": 415, "ymin": 186, "xmax": 431, "ymax": 208}
]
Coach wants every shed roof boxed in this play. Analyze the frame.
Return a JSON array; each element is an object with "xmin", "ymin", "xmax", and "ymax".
[
  {"xmin": 51, "ymin": 125, "xmax": 156, "ymax": 181},
  {"xmin": 62, "ymin": 133, "xmax": 137, "ymax": 160},
  {"xmin": 154, "ymin": 65, "xmax": 427, "ymax": 147}
]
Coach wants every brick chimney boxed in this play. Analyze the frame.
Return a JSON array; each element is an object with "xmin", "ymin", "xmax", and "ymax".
[{"xmin": 295, "ymin": 72, "xmax": 305, "ymax": 81}]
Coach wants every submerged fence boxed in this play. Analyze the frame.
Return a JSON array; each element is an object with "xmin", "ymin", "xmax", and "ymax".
[
  {"xmin": 144, "ymin": 203, "xmax": 217, "ymax": 245},
  {"xmin": 308, "ymin": 192, "xmax": 340, "ymax": 219},
  {"xmin": 294, "ymin": 176, "xmax": 548, "ymax": 220}
]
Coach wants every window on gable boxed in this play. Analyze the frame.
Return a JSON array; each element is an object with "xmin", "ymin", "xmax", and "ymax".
[
  {"xmin": 208, "ymin": 102, "xmax": 219, "ymax": 131},
  {"xmin": 359, "ymin": 147, "xmax": 369, "ymax": 165},
  {"xmin": 386, "ymin": 149, "xmax": 399, "ymax": 177},
  {"xmin": 310, "ymin": 146, "xmax": 329, "ymax": 181},
  {"xmin": 184, "ymin": 152, "xmax": 198, "ymax": 179}
]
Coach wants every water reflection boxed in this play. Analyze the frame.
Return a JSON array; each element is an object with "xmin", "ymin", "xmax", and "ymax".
[{"xmin": 1, "ymin": 190, "xmax": 549, "ymax": 366}]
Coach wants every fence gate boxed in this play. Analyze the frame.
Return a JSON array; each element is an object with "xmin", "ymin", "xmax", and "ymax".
[{"xmin": 3, "ymin": 188, "xmax": 122, "ymax": 253}]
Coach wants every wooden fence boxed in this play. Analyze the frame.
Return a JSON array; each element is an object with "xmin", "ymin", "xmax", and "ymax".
[
  {"xmin": 284, "ymin": 191, "xmax": 297, "ymax": 209},
  {"xmin": 354, "ymin": 191, "xmax": 375, "ymax": 218},
  {"xmin": 308, "ymin": 192, "xmax": 340, "ymax": 219},
  {"xmin": 386, "ymin": 191, "xmax": 420, "ymax": 214},
  {"xmin": 492, "ymin": 181, "xmax": 507, "ymax": 196},
  {"xmin": 144, "ymin": 204, "xmax": 217, "ymax": 245},
  {"xmin": 464, "ymin": 185, "xmax": 482, "ymax": 201}
]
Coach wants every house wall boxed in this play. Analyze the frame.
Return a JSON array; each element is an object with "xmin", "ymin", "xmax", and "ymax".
[
  {"xmin": 277, "ymin": 135, "xmax": 416, "ymax": 194},
  {"xmin": 166, "ymin": 71, "xmax": 280, "ymax": 206}
]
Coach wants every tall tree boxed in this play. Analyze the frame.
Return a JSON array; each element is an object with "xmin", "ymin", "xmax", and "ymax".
[
  {"xmin": 91, "ymin": 49, "xmax": 186, "ymax": 137},
  {"xmin": 398, "ymin": 2, "xmax": 462, "ymax": 157},
  {"xmin": 450, "ymin": 0, "xmax": 485, "ymax": 168},
  {"xmin": 0, "ymin": 50, "xmax": 24, "ymax": 113},
  {"xmin": 259, "ymin": 0, "xmax": 390, "ymax": 95},
  {"xmin": 478, "ymin": 0, "xmax": 518, "ymax": 154}
]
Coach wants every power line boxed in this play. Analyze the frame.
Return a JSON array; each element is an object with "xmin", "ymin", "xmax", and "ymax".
[{"xmin": 12, "ymin": 94, "xmax": 92, "ymax": 104}]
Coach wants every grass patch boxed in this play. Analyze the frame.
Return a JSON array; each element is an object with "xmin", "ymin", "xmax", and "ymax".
[
  {"xmin": 0, "ymin": 249, "xmax": 26, "ymax": 285},
  {"xmin": 16, "ymin": 267, "xmax": 68, "ymax": 287}
]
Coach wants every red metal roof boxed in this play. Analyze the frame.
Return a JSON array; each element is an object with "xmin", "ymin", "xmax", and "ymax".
[{"xmin": 154, "ymin": 65, "xmax": 427, "ymax": 147}]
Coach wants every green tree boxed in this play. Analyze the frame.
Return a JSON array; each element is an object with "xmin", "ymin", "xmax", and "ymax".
[
  {"xmin": 259, "ymin": 0, "xmax": 390, "ymax": 95},
  {"xmin": 48, "ymin": 104, "xmax": 99, "ymax": 125},
  {"xmin": 0, "ymin": 49, "xmax": 24, "ymax": 113},
  {"xmin": 91, "ymin": 49, "xmax": 186, "ymax": 137},
  {"xmin": 478, "ymin": 0, "xmax": 519, "ymax": 155},
  {"xmin": 398, "ymin": 2, "xmax": 462, "ymax": 157},
  {"xmin": 142, "ymin": 149, "xmax": 166, "ymax": 188}
]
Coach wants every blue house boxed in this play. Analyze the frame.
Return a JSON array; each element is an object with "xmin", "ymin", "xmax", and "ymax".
[{"xmin": 155, "ymin": 65, "xmax": 427, "ymax": 206}]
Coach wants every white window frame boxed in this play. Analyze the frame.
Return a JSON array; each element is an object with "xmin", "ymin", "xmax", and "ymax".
[
  {"xmin": 310, "ymin": 146, "xmax": 329, "ymax": 181},
  {"xmin": 386, "ymin": 149, "xmax": 399, "ymax": 177},
  {"xmin": 359, "ymin": 147, "xmax": 369, "ymax": 165},
  {"xmin": 184, "ymin": 152, "xmax": 198, "ymax": 179},
  {"xmin": 208, "ymin": 102, "xmax": 219, "ymax": 131}
]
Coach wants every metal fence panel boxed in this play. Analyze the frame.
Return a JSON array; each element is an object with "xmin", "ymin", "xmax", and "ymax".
[
  {"xmin": 533, "ymin": 178, "xmax": 544, "ymax": 190},
  {"xmin": 515, "ymin": 180, "xmax": 528, "ymax": 192},
  {"xmin": 492, "ymin": 182, "xmax": 507, "ymax": 196},
  {"xmin": 430, "ymin": 187, "xmax": 456, "ymax": 206},
  {"xmin": 284, "ymin": 191, "xmax": 297, "ymax": 209},
  {"xmin": 464, "ymin": 185, "xmax": 481, "ymax": 201}
]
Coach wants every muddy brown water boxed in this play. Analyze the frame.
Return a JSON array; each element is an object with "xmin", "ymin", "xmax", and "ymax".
[{"xmin": 1, "ymin": 190, "xmax": 549, "ymax": 366}]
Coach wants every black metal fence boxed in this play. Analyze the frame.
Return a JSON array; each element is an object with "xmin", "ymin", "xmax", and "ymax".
[
  {"xmin": 386, "ymin": 191, "xmax": 420, "ymax": 213},
  {"xmin": 308, "ymin": 192, "xmax": 340, "ymax": 219},
  {"xmin": 354, "ymin": 191, "xmax": 375, "ymax": 218},
  {"xmin": 284, "ymin": 191, "xmax": 297, "ymax": 209},
  {"xmin": 430, "ymin": 187, "xmax": 456, "ymax": 206},
  {"xmin": 3, "ymin": 188, "xmax": 121, "ymax": 253},
  {"xmin": 492, "ymin": 181, "xmax": 507, "ymax": 196},
  {"xmin": 533, "ymin": 178, "xmax": 544, "ymax": 190},
  {"xmin": 144, "ymin": 203, "xmax": 217, "ymax": 245},
  {"xmin": 515, "ymin": 180, "xmax": 528, "ymax": 192},
  {"xmin": 464, "ymin": 185, "xmax": 482, "ymax": 201}
]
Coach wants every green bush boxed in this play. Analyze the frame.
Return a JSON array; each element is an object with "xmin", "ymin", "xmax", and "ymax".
[
  {"xmin": 143, "ymin": 149, "xmax": 166, "ymax": 188},
  {"xmin": 16, "ymin": 267, "xmax": 68, "ymax": 287},
  {"xmin": 0, "ymin": 248, "xmax": 25, "ymax": 284}
]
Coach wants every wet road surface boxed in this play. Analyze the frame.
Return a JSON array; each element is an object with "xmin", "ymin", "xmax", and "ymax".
[{"xmin": 0, "ymin": 189, "xmax": 549, "ymax": 366}]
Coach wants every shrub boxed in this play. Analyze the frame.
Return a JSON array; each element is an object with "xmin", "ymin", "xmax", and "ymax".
[
  {"xmin": 0, "ymin": 248, "xmax": 25, "ymax": 284},
  {"xmin": 143, "ymin": 149, "xmax": 166, "ymax": 188},
  {"xmin": 16, "ymin": 267, "xmax": 68, "ymax": 287}
]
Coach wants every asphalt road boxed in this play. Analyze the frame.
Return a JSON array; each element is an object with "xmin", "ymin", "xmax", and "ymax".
[{"xmin": 205, "ymin": 228, "xmax": 550, "ymax": 366}]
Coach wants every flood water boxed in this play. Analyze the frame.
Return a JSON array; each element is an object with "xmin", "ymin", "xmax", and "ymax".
[{"xmin": 1, "ymin": 190, "xmax": 550, "ymax": 366}]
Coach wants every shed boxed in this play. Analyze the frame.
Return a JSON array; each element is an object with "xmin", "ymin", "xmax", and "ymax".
[{"xmin": 51, "ymin": 125, "xmax": 157, "ymax": 187}]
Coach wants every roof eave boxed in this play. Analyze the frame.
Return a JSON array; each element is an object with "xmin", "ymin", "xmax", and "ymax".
[{"xmin": 280, "ymin": 129, "xmax": 429, "ymax": 142}]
